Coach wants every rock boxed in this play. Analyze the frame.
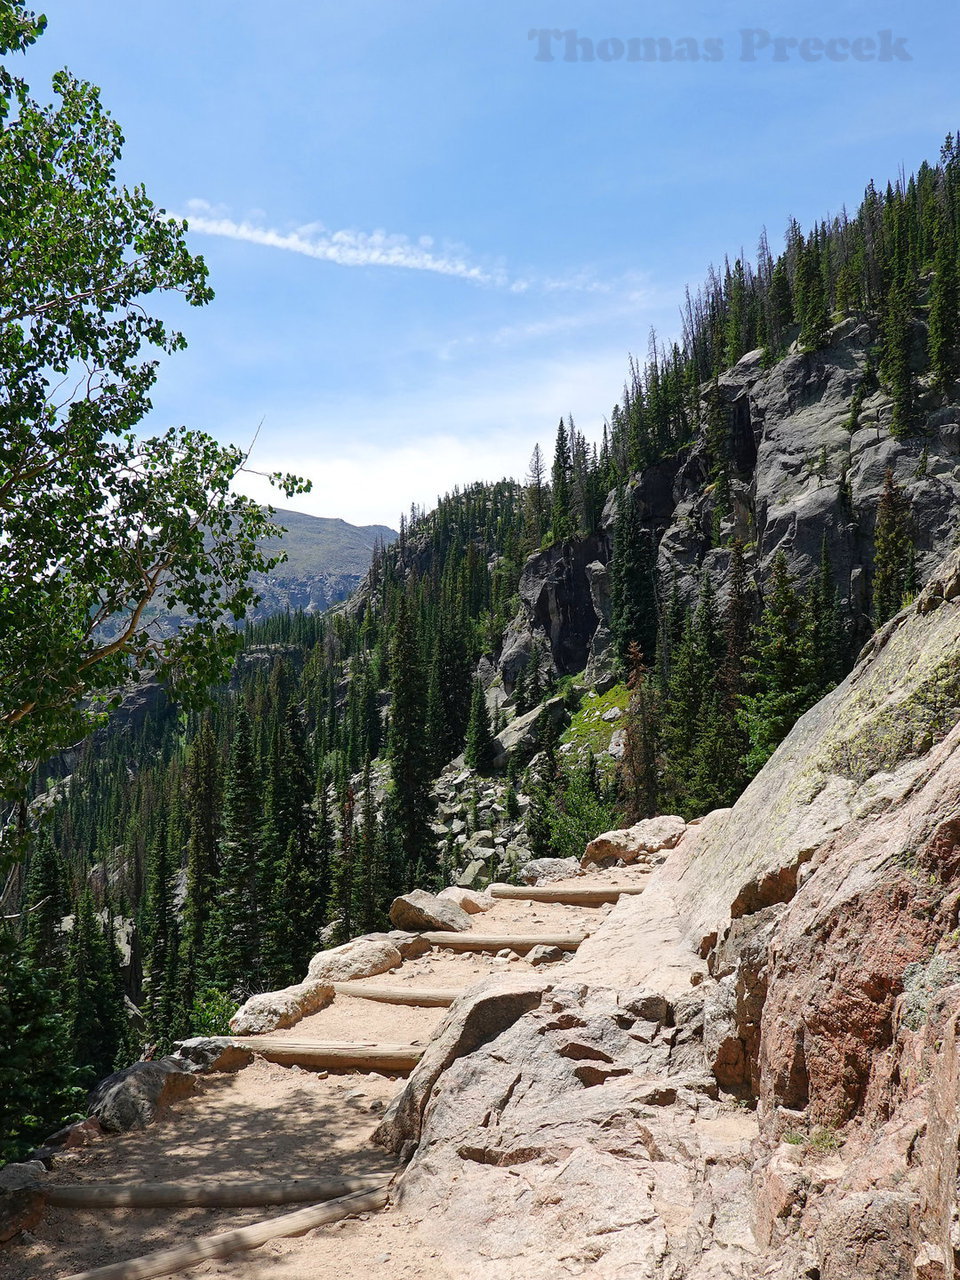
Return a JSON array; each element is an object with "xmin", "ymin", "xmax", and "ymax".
[
  {"xmin": 229, "ymin": 979, "xmax": 334, "ymax": 1035},
  {"xmin": 174, "ymin": 1037, "xmax": 253, "ymax": 1073},
  {"xmin": 387, "ymin": 982, "xmax": 750, "ymax": 1277},
  {"xmin": 527, "ymin": 944, "xmax": 564, "ymax": 966},
  {"xmin": 455, "ymin": 859, "xmax": 488, "ymax": 889},
  {"xmin": 520, "ymin": 856, "xmax": 580, "ymax": 884},
  {"xmin": 437, "ymin": 886, "xmax": 494, "ymax": 914},
  {"xmin": 470, "ymin": 829, "xmax": 495, "ymax": 849},
  {"xmin": 41, "ymin": 1116, "xmax": 103, "ymax": 1150},
  {"xmin": 0, "ymin": 1162, "xmax": 45, "ymax": 1242},
  {"xmin": 491, "ymin": 697, "xmax": 568, "ymax": 770},
  {"xmin": 307, "ymin": 937, "xmax": 403, "ymax": 983},
  {"xmin": 582, "ymin": 815, "xmax": 687, "ymax": 868},
  {"xmin": 817, "ymin": 1191, "xmax": 917, "ymax": 1280},
  {"xmin": 88, "ymin": 1057, "xmax": 201, "ymax": 1133},
  {"xmin": 374, "ymin": 975, "xmax": 548, "ymax": 1155},
  {"xmin": 389, "ymin": 889, "xmax": 473, "ymax": 933}
]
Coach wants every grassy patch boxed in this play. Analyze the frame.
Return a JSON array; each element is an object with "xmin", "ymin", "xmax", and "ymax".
[{"xmin": 561, "ymin": 683, "xmax": 631, "ymax": 758}]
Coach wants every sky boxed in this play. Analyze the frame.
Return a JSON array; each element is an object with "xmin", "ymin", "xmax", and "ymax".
[{"xmin": 16, "ymin": 0, "xmax": 960, "ymax": 527}]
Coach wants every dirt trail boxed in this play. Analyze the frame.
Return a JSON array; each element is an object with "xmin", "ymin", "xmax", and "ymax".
[{"xmin": 1, "ymin": 878, "xmax": 648, "ymax": 1280}]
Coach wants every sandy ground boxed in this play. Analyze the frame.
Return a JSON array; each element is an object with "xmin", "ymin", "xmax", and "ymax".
[
  {"xmin": 1, "ymin": 1059, "xmax": 448, "ymax": 1280},
  {"xmin": 0, "ymin": 890, "xmax": 641, "ymax": 1280}
]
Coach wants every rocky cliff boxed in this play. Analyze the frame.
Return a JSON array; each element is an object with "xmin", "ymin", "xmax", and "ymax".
[
  {"xmin": 499, "ymin": 322, "xmax": 960, "ymax": 687},
  {"xmin": 378, "ymin": 548, "xmax": 960, "ymax": 1278}
]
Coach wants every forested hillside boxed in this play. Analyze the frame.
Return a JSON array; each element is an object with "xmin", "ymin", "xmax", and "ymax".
[{"xmin": 7, "ymin": 135, "xmax": 960, "ymax": 1161}]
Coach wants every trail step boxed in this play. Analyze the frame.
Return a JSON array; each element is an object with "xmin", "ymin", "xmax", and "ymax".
[
  {"xmin": 228, "ymin": 1038, "xmax": 423, "ymax": 1073},
  {"xmin": 420, "ymin": 931, "xmax": 589, "ymax": 954},
  {"xmin": 488, "ymin": 883, "xmax": 646, "ymax": 906},
  {"xmin": 333, "ymin": 981, "xmax": 458, "ymax": 1007},
  {"xmin": 48, "ymin": 1174, "xmax": 384, "ymax": 1211}
]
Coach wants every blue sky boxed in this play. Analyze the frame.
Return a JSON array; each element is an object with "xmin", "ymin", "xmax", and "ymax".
[{"xmin": 18, "ymin": 0, "xmax": 959, "ymax": 526}]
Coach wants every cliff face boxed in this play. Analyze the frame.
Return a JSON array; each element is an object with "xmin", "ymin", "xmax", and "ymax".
[
  {"xmin": 384, "ymin": 550, "xmax": 960, "ymax": 1278},
  {"xmin": 499, "ymin": 323, "xmax": 960, "ymax": 686}
]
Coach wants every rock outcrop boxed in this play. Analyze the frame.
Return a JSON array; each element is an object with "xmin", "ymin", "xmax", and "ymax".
[
  {"xmin": 389, "ymin": 890, "xmax": 473, "ymax": 933},
  {"xmin": 381, "ymin": 551, "xmax": 960, "ymax": 1278},
  {"xmin": 497, "ymin": 327, "xmax": 960, "ymax": 689},
  {"xmin": 582, "ymin": 814, "xmax": 688, "ymax": 867},
  {"xmin": 87, "ymin": 1058, "xmax": 201, "ymax": 1133},
  {"xmin": 229, "ymin": 979, "xmax": 334, "ymax": 1036}
]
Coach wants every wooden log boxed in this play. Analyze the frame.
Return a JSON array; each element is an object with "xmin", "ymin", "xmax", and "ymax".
[
  {"xmin": 227, "ymin": 1039, "xmax": 423, "ymax": 1072},
  {"xmin": 62, "ymin": 1186, "xmax": 390, "ymax": 1280},
  {"xmin": 333, "ymin": 982, "xmax": 458, "ymax": 1007},
  {"xmin": 420, "ymin": 931, "xmax": 588, "ymax": 954},
  {"xmin": 488, "ymin": 883, "xmax": 646, "ymax": 906},
  {"xmin": 49, "ymin": 1174, "xmax": 384, "ymax": 1210}
]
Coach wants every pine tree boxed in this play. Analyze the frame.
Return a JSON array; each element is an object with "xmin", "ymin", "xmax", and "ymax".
[
  {"xmin": 549, "ymin": 419, "xmax": 574, "ymax": 543},
  {"xmin": 0, "ymin": 929, "xmax": 82, "ymax": 1163},
  {"xmin": 209, "ymin": 704, "xmax": 263, "ymax": 996},
  {"xmin": 143, "ymin": 832, "xmax": 180, "ymax": 1049},
  {"xmin": 384, "ymin": 590, "xmax": 435, "ymax": 890},
  {"xmin": 353, "ymin": 765, "xmax": 385, "ymax": 933},
  {"xmin": 739, "ymin": 553, "xmax": 817, "ymax": 775},
  {"xmin": 523, "ymin": 443, "xmax": 548, "ymax": 550},
  {"xmin": 609, "ymin": 486, "xmax": 657, "ymax": 666},
  {"xmin": 795, "ymin": 241, "xmax": 831, "ymax": 351},
  {"xmin": 464, "ymin": 679, "xmax": 496, "ymax": 774},
  {"xmin": 179, "ymin": 716, "xmax": 220, "ymax": 1012},
  {"xmin": 929, "ymin": 212, "xmax": 959, "ymax": 394},
  {"xmin": 22, "ymin": 831, "xmax": 69, "ymax": 962},
  {"xmin": 872, "ymin": 469, "xmax": 916, "ymax": 625},
  {"xmin": 328, "ymin": 787, "xmax": 356, "ymax": 945},
  {"xmin": 67, "ymin": 889, "xmax": 127, "ymax": 1087},
  {"xmin": 881, "ymin": 280, "xmax": 916, "ymax": 437},
  {"xmin": 620, "ymin": 644, "xmax": 659, "ymax": 822}
]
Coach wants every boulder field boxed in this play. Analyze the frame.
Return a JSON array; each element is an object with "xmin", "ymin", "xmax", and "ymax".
[{"xmin": 377, "ymin": 551, "xmax": 960, "ymax": 1279}]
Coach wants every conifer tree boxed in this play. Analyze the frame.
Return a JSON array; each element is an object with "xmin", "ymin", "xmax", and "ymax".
[
  {"xmin": 610, "ymin": 486, "xmax": 657, "ymax": 666},
  {"xmin": 739, "ymin": 553, "xmax": 816, "ymax": 775},
  {"xmin": 22, "ymin": 831, "xmax": 69, "ymax": 961},
  {"xmin": 620, "ymin": 644, "xmax": 659, "ymax": 822},
  {"xmin": 465, "ymin": 679, "xmax": 496, "ymax": 774},
  {"xmin": 881, "ymin": 281, "xmax": 916, "ymax": 437},
  {"xmin": 328, "ymin": 787, "xmax": 356, "ymax": 945},
  {"xmin": 209, "ymin": 704, "xmax": 263, "ymax": 996},
  {"xmin": 0, "ymin": 929, "xmax": 82, "ymax": 1163},
  {"xmin": 872, "ymin": 469, "xmax": 916, "ymax": 625},
  {"xmin": 353, "ymin": 765, "xmax": 384, "ymax": 933},
  {"xmin": 68, "ymin": 889, "xmax": 127, "ymax": 1087},
  {"xmin": 929, "ymin": 212, "xmax": 959, "ymax": 394},
  {"xmin": 179, "ymin": 716, "xmax": 220, "ymax": 1012},
  {"xmin": 384, "ymin": 590, "xmax": 435, "ymax": 888},
  {"xmin": 549, "ymin": 419, "xmax": 574, "ymax": 543},
  {"xmin": 523, "ymin": 443, "xmax": 548, "ymax": 550},
  {"xmin": 143, "ymin": 832, "xmax": 180, "ymax": 1049}
]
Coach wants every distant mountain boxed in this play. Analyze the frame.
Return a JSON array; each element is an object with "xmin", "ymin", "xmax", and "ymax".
[{"xmin": 248, "ymin": 509, "xmax": 397, "ymax": 618}]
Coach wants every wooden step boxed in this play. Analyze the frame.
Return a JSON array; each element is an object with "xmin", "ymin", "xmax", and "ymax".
[
  {"xmin": 420, "ymin": 931, "xmax": 589, "ymax": 954},
  {"xmin": 48, "ymin": 1174, "xmax": 385, "ymax": 1211},
  {"xmin": 488, "ymin": 883, "xmax": 646, "ymax": 906},
  {"xmin": 333, "ymin": 981, "xmax": 458, "ymax": 1007},
  {"xmin": 228, "ymin": 1038, "xmax": 423, "ymax": 1073}
]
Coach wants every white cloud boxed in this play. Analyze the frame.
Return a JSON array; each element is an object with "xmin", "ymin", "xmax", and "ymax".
[
  {"xmin": 183, "ymin": 199, "xmax": 507, "ymax": 286},
  {"xmin": 180, "ymin": 199, "xmax": 629, "ymax": 296},
  {"xmin": 230, "ymin": 349, "xmax": 630, "ymax": 527}
]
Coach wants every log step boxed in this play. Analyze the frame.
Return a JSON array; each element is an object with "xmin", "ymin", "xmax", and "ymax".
[
  {"xmin": 48, "ymin": 1174, "xmax": 384, "ymax": 1211},
  {"xmin": 488, "ymin": 883, "xmax": 646, "ymax": 906},
  {"xmin": 333, "ymin": 981, "xmax": 458, "ymax": 1007},
  {"xmin": 228, "ymin": 1038, "xmax": 423, "ymax": 1073},
  {"xmin": 62, "ymin": 1186, "xmax": 390, "ymax": 1280},
  {"xmin": 420, "ymin": 931, "xmax": 589, "ymax": 954}
]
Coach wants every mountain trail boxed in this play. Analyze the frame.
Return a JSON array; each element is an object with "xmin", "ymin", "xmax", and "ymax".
[{"xmin": 3, "ymin": 871, "xmax": 649, "ymax": 1280}]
